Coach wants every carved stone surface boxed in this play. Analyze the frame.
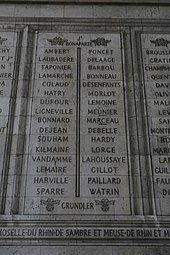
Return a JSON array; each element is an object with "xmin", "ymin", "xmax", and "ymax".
[
  {"xmin": 22, "ymin": 32, "xmax": 131, "ymax": 216},
  {"xmin": 0, "ymin": 1, "xmax": 169, "ymax": 254}
]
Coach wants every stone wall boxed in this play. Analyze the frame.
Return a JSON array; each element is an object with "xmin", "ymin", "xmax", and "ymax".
[{"xmin": 0, "ymin": 1, "xmax": 169, "ymax": 254}]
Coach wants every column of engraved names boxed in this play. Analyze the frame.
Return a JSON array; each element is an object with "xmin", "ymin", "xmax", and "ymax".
[
  {"xmin": 80, "ymin": 34, "xmax": 131, "ymax": 214},
  {"xmin": 0, "ymin": 32, "xmax": 17, "ymax": 195},
  {"xmin": 24, "ymin": 33, "xmax": 77, "ymax": 214},
  {"xmin": 141, "ymin": 34, "xmax": 170, "ymax": 215}
]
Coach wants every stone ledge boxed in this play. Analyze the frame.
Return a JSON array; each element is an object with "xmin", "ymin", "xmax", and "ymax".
[{"xmin": 0, "ymin": 0, "xmax": 170, "ymax": 4}]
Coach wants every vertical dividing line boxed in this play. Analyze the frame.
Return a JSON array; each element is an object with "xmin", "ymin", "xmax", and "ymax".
[
  {"xmin": 76, "ymin": 47, "xmax": 81, "ymax": 198},
  {"xmin": 139, "ymin": 35, "xmax": 155, "ymax": 215},
  {"xmin": 129, "ymin": 28, "xmax": 144, "ymax": 215}
]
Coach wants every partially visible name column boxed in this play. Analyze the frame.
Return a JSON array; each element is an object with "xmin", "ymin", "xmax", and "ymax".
[
  {"xmin": 0, "ymin": 32, "xmax": 17, "ymax": 191},
  {"xmin": 141, "ymin": 34, "xmax": 170, "ymax": 215},
  {"xmin": 24, "ymin": 33, "xmax": 77, "ymax": 214}
]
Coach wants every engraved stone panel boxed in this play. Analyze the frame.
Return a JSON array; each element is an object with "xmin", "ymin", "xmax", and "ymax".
[
  {"xmin": 140, "ymin": 33, "xmax": 170, "ymax": 215},
  {"xmin": 0, "ymin": 31, "xmax": 18, "ymax": 205},
  {"xmin": 23, "ymin": 32, "xmax": 131, "ymax": 215}
]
